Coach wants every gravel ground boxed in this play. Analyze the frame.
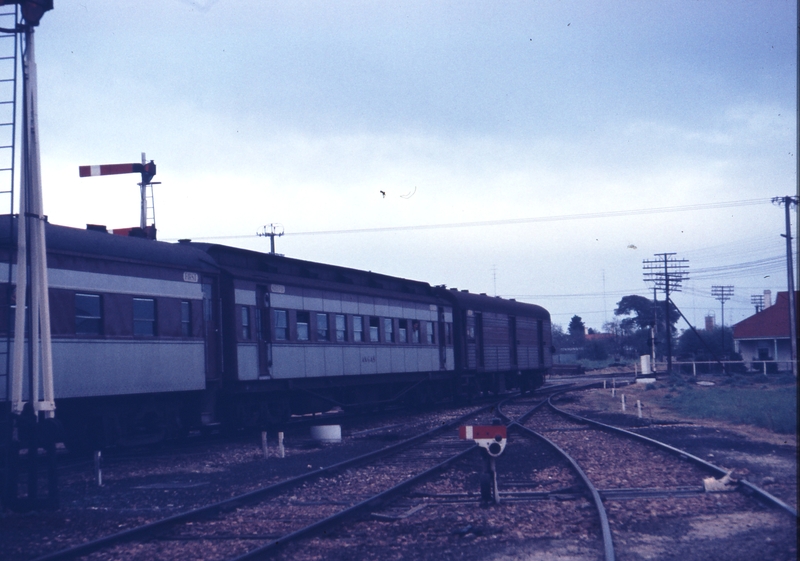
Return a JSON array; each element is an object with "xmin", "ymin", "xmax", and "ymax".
[{"xmin": 1, "ymin": 389, "xmax": 796, "ymax": 561}]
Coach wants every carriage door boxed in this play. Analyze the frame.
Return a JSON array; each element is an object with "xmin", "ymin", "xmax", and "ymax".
[
  {"xmin": 508, "ymin": 316, "xmax": 518, "ymax": 367},
  {"xmin": 474, "ymin": 312, "xmax": 485, "ymax": 368},
  {"xmin": 202, "ymin": 277, "xmax": 221, "ymax": 381},
  {"xmin": 437, "ymin": 306, "xmax": 447, "ymax": 369},
  {"xmin": 256, "ymin": 287, "xmax": 272, "ymax": 378}
]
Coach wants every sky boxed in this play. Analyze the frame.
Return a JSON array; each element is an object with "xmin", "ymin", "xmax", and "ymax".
[{"xmin": 4, "ymin": 0, "xmax": 796, "ymax": 332}]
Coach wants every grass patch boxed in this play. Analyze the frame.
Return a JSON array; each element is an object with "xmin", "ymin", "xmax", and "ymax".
[{"xmin": 671, "ymin": 386, "xmax": 797, "ymax": 434}]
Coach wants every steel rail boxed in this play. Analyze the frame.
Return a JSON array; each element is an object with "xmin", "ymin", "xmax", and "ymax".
[
  {"xmin": 231, "ymin": 392, "xmax": 555, "ymax": 559},
  {"xmin": 507, "ymin": 420, "xmax": 616, "ymax": 561},
  {"xmin": 31, "ymin": 402, "xmax": 497, "ymax": 561},
  {"xmin": 495, "ymin": 396, "xmax": 615, "ymax": 561},
  {"xmin": 546, "ymin": 397, "xmax": 798, "ymax": 518},
  {"xmin": 229, "ymin": 444, "xmax": 478, "ymax": 560}
]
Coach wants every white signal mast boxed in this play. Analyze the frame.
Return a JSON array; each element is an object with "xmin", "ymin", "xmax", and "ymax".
[{"xmin": 10, "ymin": 3, "xmax": 55, "ymax": 417}]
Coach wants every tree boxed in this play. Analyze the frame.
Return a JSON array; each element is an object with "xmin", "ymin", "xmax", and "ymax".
[
  {"xmin": 568, "ymin": 315, "xmax": 585, "ymax": 340},
  {"xmin": 551, "ymin": 323, "xmax": 569, "ymax": 352},
  {"xmin": 677, "ymin": 327, "xmax": 735, "ymax": 361},
  {"xmin": 614, "ymin": 295, "xmax": 680, "ymax": 358}
]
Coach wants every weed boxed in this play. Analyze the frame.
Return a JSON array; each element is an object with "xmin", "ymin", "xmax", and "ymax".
[{"xmin": 670, "ymin": 387, "xmax": 796, "ymax": 434}]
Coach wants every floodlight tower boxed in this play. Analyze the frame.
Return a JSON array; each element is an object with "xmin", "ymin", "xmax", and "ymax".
[{"xmin": 711, "ymin": 285, "xmax": 734, "ymax": 356}]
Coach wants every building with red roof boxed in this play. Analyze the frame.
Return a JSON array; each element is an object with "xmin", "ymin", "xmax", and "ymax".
[{"xmin": 733, "ymin": 291, "xmax": 798, "ymax": 371}]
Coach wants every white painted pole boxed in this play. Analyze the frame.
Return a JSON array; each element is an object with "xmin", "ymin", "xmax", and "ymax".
[
  {"xmin": 621, "ymin": 394, "xmax": 626, "ymax": 412},
  {"xmin": 611, "ymin": 386, "xmax": 616, "ymax": 398},
  {"xmin": 278, "ymin": 431, "xmax": 285, "ymax": 458},
  {"xmin": 261, "ymin": 431, "xmax": 268, "ymax": 459},
  {"xmin": 12, "ymin": 30, "xmax": 55, "ymax": 417},
  {"xmin": 693, "ymin": 361, "xmax": 696, "ymax": 377},
  {"xmin": 637, "ymin": 399, "xmax": 642, "ymax": 419},
  {"xmin": 94, "ymin": 451, "xmax": 102, "ymax": 486},
  {"xmin": 603, "ymin": 380, "xmax": 606, "ymax": 389}
]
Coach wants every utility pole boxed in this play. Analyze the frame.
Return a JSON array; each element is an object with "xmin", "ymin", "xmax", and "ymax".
[
  {"xmin": 643, "ymin": 253, "xmax": 689, "ymax": 375},
  {"xmin": 772, "ymin": 196, "xmax": 798, "ymax": 377},
  {"xmin": 257, "ymin": 223, "xmax": 284, "ymax": 255},
  {"xmin": 750, "ymin": 294, "xmax": 764, "ymax": 313},
  {"xmin": 711, "ymin": 285, "xmax": 734, "ymax": 356}
]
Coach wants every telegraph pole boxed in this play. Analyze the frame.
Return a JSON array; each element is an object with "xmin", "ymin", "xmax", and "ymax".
[
  {"xmin": 750, "ymin": 294, "xmax": 764, "ymax": 313},
  {"xmin": 257, "ymin": 223, "xmax": 284, "ymax": 255},
  {"xmin": 643, "ymin": 253, "xmax": 689, "ymax": 375},
  {"xmin": 772, "ymin": 196, "xmax": 798, "ymax": 377},
  {"xmin": 711, "ymin": 285, "xmax": 734, "ymax": 356}
]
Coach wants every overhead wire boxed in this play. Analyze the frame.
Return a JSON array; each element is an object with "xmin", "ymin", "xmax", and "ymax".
[{"xmin": 168, "ymin": 197, "xmax": 772, "ymax": 241}]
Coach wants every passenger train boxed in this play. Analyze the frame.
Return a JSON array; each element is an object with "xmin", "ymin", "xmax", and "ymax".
[{"xmin": 0, "ymin": 216, "xmax": 552, "ymax": 447}]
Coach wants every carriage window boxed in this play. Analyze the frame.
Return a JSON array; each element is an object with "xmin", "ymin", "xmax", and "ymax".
[
  {"xmin": 411, "ymin": 321, "xmax": 421, "ymax": 343},
  {"xmin": 384, "ymin": 318, "xmax": 393, "ymax": 343},
  {"xmin": 335, "ymin": 314, "xmax": 347, "ymax": 342},
  {"xmin": 76, "ymin": 293, "xmax": 102, "ymax": 335},
  {"xmin": 181, "ymin": 301, "xmax": 191, "ymax": 337},
  {"xmin": 398, "ymin": 319, "xmax": 407, "ymax": 343},
  {"xmin": 353, "ymin": 315, "xmax": 364, "ymax": 342},
  {"xmin": 241, "ymin": 307, "xmax": 251, "ymax": 339},
  {"xmin": 296, "ymin": 311, "xmax": 310, "ymax": 341},
  {"xmin": 274, "ymin": 309, "xmax": 288, "ymax": 340},
  {"xmin": 369, "ymin": 317, "xmax": 379, "ymax": 342},
  {"xmin": 445, "ymin": 323, "xmax": 452, "ymax": 345},
  {"xmin": 317, "ymin": 313, "xmax": 329, "ymax": 341},
  {"xmin": 133, "ymin": 298, "xmax": 156, "ymax": 336},
  {"xmin": 425, "ymin": 321, "xmax": 435, "ymax": 344}
]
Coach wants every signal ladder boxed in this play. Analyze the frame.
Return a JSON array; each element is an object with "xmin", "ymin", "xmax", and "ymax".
[{"xmin": 0, "ymin": 5, "xmax": 17, "ymax": 507}]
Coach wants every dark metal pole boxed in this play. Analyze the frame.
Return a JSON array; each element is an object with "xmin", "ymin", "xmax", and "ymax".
[
  {"xmin": 664, "ymin": 255, "xmax": 672, "ymax": 375},
  {"xmin": 782, "ymin": 197, "xmax": 797, "ymax": 377}
]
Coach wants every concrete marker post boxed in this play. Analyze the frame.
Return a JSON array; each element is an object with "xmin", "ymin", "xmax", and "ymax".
[
  {"xmin": 278, "ymin": 432, "xmax": 285, "ymax": 458},
  {"xmin": 261, "ymin": 431, "xmax": 268, "ymax": 459},
  {"xmin": 621, "ymin": 394, "xmax": 626, "ymax": 412},
  {"xmin": 637, "ymin": 399, "xmax": 642, "ymax": 419},
  {"xmin": 94, "ymin": 451, "xmax": 102, "ymax": 487}
]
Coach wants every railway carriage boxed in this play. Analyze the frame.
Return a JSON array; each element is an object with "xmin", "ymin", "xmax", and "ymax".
[
  {"xmin": 0, "ymin": 216, "xmax": 219, "ymax": 446},
  {"xmin": 0, "ymin": 215, "xmax": 551, "ymax": 447},
  {"xmin": 438, "ymin": 288, "xmax": 552, "ymax": 395},
  {"xmin": 195, "ymin": 243, "xmax": 457, "ymax": 425}
]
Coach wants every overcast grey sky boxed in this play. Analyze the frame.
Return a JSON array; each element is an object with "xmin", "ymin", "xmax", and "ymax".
[{"xmin": 19, "ymin": 0, "xmax": 798, "ymax": 331}]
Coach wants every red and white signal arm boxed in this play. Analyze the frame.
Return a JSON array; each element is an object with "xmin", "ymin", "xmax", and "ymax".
[{"xmin": 459, "ymin": 425, "xmax": 507, "ymax": 457}]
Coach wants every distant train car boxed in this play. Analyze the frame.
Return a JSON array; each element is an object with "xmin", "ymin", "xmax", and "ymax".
[
  {"xmin": 0, "ymin": 215, "xmax": 551, "ymax": 448},
  {"xmin": 437, "ymin": 288, "xmax": 552, "ymax": 395}
]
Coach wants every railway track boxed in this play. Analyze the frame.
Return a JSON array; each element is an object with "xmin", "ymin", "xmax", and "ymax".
[
  {"xmin": 29, "ymin": 400, "xmax": 505, "ymax": 561},
  {"xmin": 9, "ymin": 384, "xmax": 796, "ymax": 560},
  {"xmin": 496, "ymin": 390, "xmax": 796, "ymax": 561}
]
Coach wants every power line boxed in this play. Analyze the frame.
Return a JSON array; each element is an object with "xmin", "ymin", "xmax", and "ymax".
[{"xmin": 166, "ymin": 198, "xmax": 771, "ymax": 241}]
